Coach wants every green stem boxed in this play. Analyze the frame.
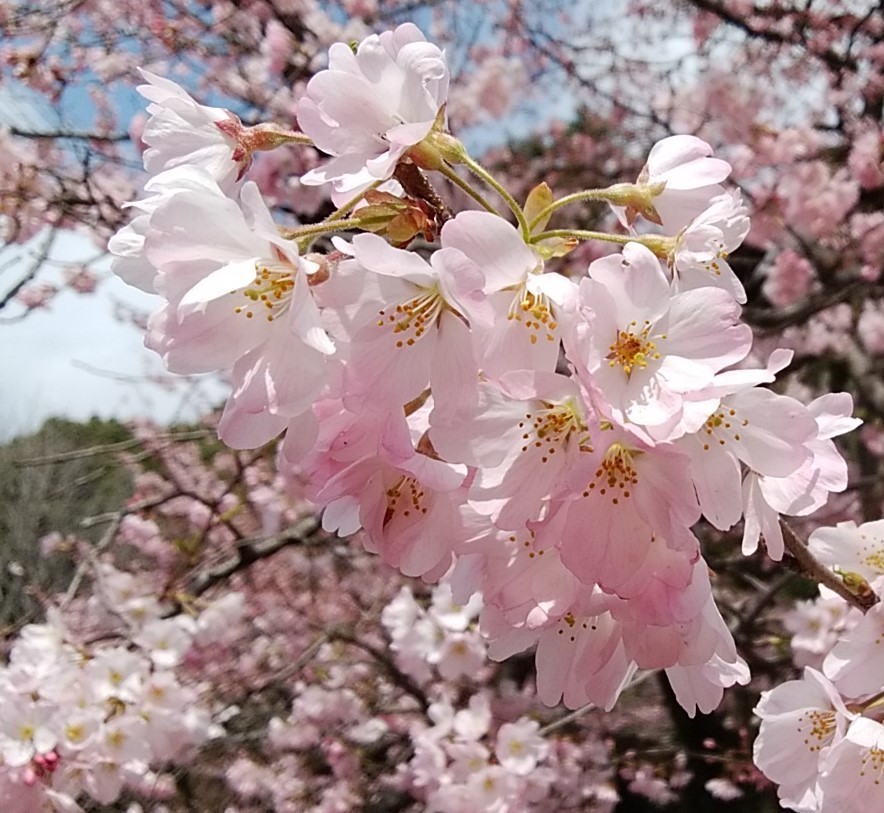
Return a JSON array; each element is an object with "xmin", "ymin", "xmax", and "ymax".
[
  {"xmin": 528, "ymin": 188, "xmax": 616, "ymax": 232},
  {"xmin": 530, "ymin": 228, "xmax": 634, "ymax": 247},
  {"xmin": 436, "ymin": 163, "xmax": 499, "ymax": 215},
  {"xmin": 324, "ymin": 180, "xmax": 384, "ymax": 223},
  {"xmin": 277, "ymin": 132, "xmax": 314, "ymax": 147},
  {"xmin": 280, "ymin": 214, "xmax": 389, "ymax": 242},
  {"xmin": 459, "ymin": 153, "xmax": 530, "ymax": 240},
  {"xmin": 860, "ymin": 688, "xmax": 884, "ymax": 713}
]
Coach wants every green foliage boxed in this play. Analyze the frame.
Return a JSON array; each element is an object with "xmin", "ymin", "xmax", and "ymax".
[{"xmin": 0, "ymin": 416, "xmax": 134, "ymax": 630}]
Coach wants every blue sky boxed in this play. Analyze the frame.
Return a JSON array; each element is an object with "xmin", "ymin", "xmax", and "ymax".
[
  {"xmin": 0, "ymin": 2, "xmax": 621, "ymax": 440},
  {"xmin": 0, "ymin": 233, "xmax": 224, "ymax": 441}
]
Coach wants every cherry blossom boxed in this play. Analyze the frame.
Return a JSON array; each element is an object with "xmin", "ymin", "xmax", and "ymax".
[
  {"xmin": 5, "ymin": 7, "xmax": 883, "ymax": 810},
  {"xmin": 616, "ymin": 135, "xmax": 732, "ymax": 232},
  {"xmin": 566, "ymin": 241, "xmax": 752, "ymax": 437},
  {"xmin": 754, "ymin": 668, "xmax": 855, "ymax": 812},
  {"xmin": 298, "ymin": 23, "xmax": 450, "ymax": 201},
  {"xmin": 137, "ymin": 70, "xmax": 247, "ymax": 193}
]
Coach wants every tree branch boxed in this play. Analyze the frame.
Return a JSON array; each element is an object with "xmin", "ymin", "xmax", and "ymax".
[
  {"xmin": 780, "ymin": 519, "xmax": 879, "ymax": 612},
  {"xmin": 181, "ymin": 514, "xmax": 325, "ymax": 600}
]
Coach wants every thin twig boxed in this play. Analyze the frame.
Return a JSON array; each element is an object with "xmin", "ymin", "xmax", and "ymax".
[
  {"xmin": 328, "ymin": 628, "xmax": 430, "ymax": 712},
  {"xmin": 538, "ymin": 669, "xmax": 658, "ymax": 736},
  {"xmin": 15, "ymin": 430, "xmax": 212, "ymax": 466}
]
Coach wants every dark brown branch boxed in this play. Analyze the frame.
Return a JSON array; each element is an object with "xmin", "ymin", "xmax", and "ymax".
[
  {"xmin": 7, "ymin": 125, "xmax": 130, "ymax": 142},
  {"xmin": 780, "ymin": 519, "xmax": 879, "ymax": 612},
  {"xmin": 745, "ymin": 279, "xmax": 872, "ymax": 333},
  {"xmin": 328, "ymin": 628, "xmax": 430, "ymax": 713},
  {"xmin": 182, "ymin": 514, "xmax": 325, "ymax": 600},
  {"xmin": 683, "ymin": 0, "xmax": 861, "ymax": 75}
]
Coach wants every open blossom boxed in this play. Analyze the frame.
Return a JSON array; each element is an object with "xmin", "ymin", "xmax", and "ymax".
[
  {"xmin": 818, "ymin": 718, "xmax": 884, "ymax": 812},
  {"xmin": 309, "ymin": 405, "xmax": 469, "ymax": 578},
  {"xmin": 823, "ymin": 602, "xmax": 884, "ymax": 698},
  {"xmin": 809, "ymin": 519, "xmax": 884, "ymax": 581},
  {"xmin": 108, "ymin": 165, "xmax": 226, "ymax": 293},
  {"xmin": 440, "ymin": 211, "xmax": 577, "ymax": 377},
  {"xmin": 754, "ymin": 667, "xmax": 855, "ymax": 812},
  {"xmin": 451, "ymin": 519, "xmax": 582, "ymax": 631},
  {"xmin": 566, "ymin": 241, "xmax": 752, "ymax": 438},
  {"xmin": 123, "ymin": 171, "xmax": 334, "ymax": 448},
  {"xmin": 679, "ymin": 373, "xmax": 819, "ymax": 534},
  {"xmin": 334, "ymin": 232, "xmax": 485, "ymax": 419},
  {"xmin": 741, "ymin": 392, "xmax": 861, "ymax": 560},
  {"xmin": 495, "ymin": 719, "xmax": 548, "ymax": 775},
  {"xmin": 616, "ymin": 134, "xmax": 732, "ymax": 232},
  {"xmin": 783, "ymin": 587, "xmax": 852, "ymax": 668},
  {"xmin": 0, "ymin": 699, "xmax": 57, "ymax": 767},
  {"xmin": 668, "ymin": 189, "xmax": 750, "ymax": 303},
  {"xmin": 429, "ymin": 372, "xmax": 594, "ymax": 531},
  {"xmin": 551, "ymin": 427, "xmax": 701, "ymax": 594},
  {"xmin": 298, "ymin": 23, "xmax": 450, "ymax": 200},
  {"xmin": 137, "ymin": 70, "xmax": 246, "ymax": 193}
]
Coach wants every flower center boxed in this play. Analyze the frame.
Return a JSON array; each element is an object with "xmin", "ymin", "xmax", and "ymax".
[
  {"xmin": 234, "ymin": 260, "xmax": 295, "ymax": 322},
  {"xmin": 607, "ymin": 320, "xmax": 661, "ymax": 376},
  {"xmin": 860, "ymin": 746, "xmax": 884, "ymax": 780},
  {"xmin": 376, "ymin": 285, "xmax": 445, "ymax": 348},
  {"xmin": 555, "ymin": 611, "xmax": 599, "ymax": 643},
  {"xmin": 700, "ymin": 406, "xmax": 750, "ymax": 451},
  {"xmin": 796, "ymin": 709, "xmax": 836, "ymax": 752},
  {"xmin": 518, "ymin": 400, "xmax": 589, "ymax": 461},
  {"xmin": 507, "ymin": 287, "xmax": 557, "ymax": 346},
  {"xmin": 582, "ymin": 442, "xmax": 639, "ymax": 505},
  {"xmin": 384, "ymin": 476, "xmax": 429, "ymax": 523}
]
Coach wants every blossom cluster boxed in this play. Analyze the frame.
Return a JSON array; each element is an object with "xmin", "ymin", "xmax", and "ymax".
[
  {"xmin": 400, "ymin": 693, "xmax": 609, "ymax": 812},
  {"xmin": 0, "ymin": 562, "xmax": 230, "ymax": 812},
  {"xmin": 755, "ymin": 520, "xmax": 884, "ymax": 812},
  {"xmin": 106, "ymin": 23, "xmax": 864, "ymax": 726},
  {"xmin": 382, "ymin": 582, "xmax": 487, "ymax": 683}
]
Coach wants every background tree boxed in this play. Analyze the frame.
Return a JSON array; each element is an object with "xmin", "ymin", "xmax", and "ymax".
[{"xmin": 0, "ymin": 1, "xmax": 882, "ymax": 811}]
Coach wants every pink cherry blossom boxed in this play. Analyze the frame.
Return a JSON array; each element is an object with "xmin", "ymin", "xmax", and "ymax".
[
  {"xmin": 440, "ymin": 210, "xmax": 577, "ymax": 377},
  {"xmin": 669, "ymin": 189, "xmax": 750, "ymax": 303},
  {"xmin": 137, "ymin": 70, "xmax": 245, "ymax": 193},
  {"xmin": 429, "ymin": 372, "xmax": 594, "ymax": 531},
  {"xmin": 620, "ymin": 134, "xmax": 732, "ymax": 232},
  {"xmin": 823, "ymin": 602, "xmax": 884, "ymax": 698},
  {"xmin": 762, "ymin": 249, "xmax": 815, "ymax": 308},
  {"xmin": 495, "ymin": 719, "xmax": 548, "ymax": 775},
  {"xmin": 567, "ymin": 241, "xmax": 752, "ymax": 437},
  {"xmin": 132, "ymin": 173, "xmax": 334, "ymax": 447},
  {"xmin": 809, "ymin": 519, "xmax": 884, "ymax": 582},
  {"xmin": 298, "ymin": 23, "xmax": 450, "ymax": 201},
  {"xmin": 754, "ymin": 667, "xmax": 855, "ymax": 812},
  {"xmin": 742, "ymin": 393, "xmax": 861, "ymax": 559},
  {"xmin": 335, "ymin": 232, "xmax": 485, "ymax": 420},
  {"xmin": 819, "ymin": 718, "xmax": 884, "ymax": 812}
]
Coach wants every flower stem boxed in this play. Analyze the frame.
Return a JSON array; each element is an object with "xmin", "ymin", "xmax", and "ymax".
[
  {"xmin": 276, "ymin": 131, "xmax": 314, "ymax": 147},
  {"xmin": 459, "ymin": 153, "xmax": 530, "ymax": 240},
  {"xmin": 527, "ymin": 188, "xmax": 615, "ymax": 232},
  {"xmin": 530, "ymin": 228, "xmax": 634, "ymax": 247},
  {"xmin": 324, "ymin": 180, "xmax": 384, "ymax": 223},
  {"xmin": 280, "ymin": 214, "xmax": 390, "ymax": 242},
  {"xmin": 436, "ymin": 163, "xmax": 499, "ymax": 215}
]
